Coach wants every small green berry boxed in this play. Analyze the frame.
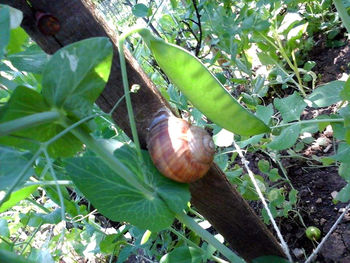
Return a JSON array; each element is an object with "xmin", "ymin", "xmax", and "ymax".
[{"xmin": 306, "ymin": 226, "xmax": 321, "ymax": 241}]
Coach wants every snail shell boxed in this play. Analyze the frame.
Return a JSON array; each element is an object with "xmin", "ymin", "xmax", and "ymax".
[{"xmin": 147, "ymin": 110, "xmax": 215, "ymax": 183}]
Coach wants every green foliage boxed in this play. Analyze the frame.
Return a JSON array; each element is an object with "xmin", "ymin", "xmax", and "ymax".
[
  {"xmin": 268, "ymin": 124, "xmax": 301, "ymax": 150},
  {"xmin": 0, "ymin": 6, "xmax": 10, "ymax": 58},
  {"xmin": 308, "ymin": 80, "xmax": 345, "ymax": 107},
  {"xmin": 160, "ymin": 246, "xmax": 204, "ymax": 263},
  {"xmin": 139, "ymin": 28, "xmax": 270, "ymax": 136},
  {"xmin": 42, "ymin": 37, "xmax": 113, "ymax": 119},
  {"xmin": 274, "ymin": 92, "xmax": 307, "ymax": 122},
  {"xmin": 0, "ymin": 86, "xmax": 82, "ymax": 157},
  {"xmin": 0, "ymin": 147, "xmax": 34, "ymax": 191},
  {"xmin": 65, "ymin": 146, "xmax": 190, "ymax": 232}
]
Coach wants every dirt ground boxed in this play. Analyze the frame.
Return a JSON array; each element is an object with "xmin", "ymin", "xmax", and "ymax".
[{"xmin": 257, "ymin": 35, "xmax": 350, "ymax": 262}]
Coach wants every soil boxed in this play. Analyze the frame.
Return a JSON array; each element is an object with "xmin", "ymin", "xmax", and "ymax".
[{"xmin": 246, "ymin": 35, "xmax": 350, "ymax": 262}]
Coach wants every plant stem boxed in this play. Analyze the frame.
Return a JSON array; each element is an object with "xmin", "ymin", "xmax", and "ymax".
[
  {"xmin": 176, "ymin": 212, "xmax": 245, "ymax": 263},
  {"xmin": 273, "ymin": 32, "xmax": 306, "ymax": 97},
  {"xmin": 232, "ymin": 138, "xmax": 293, "ymax": 262},
  {"xmin": 0, "ymin": 150, "xmax": 42, "ymax": 207},
  {"xmin": 0, "ymin": 111, "xmax": 60, "ymax": 136},
  {"xmin": 169, "ymin": 227, "xmax": 229, "ymax": 263},
  {"xmin": 271, "ymin": 118, "xmax": 344, "ymax": 129},
  {"xmin": 24, "ymin": 180, "xmax": 73, "ymax": 187},
  {"xmin": 333, "ymin": 0, "xmax": 350, "ymax": 34},
  {"xmin": 118, "ymin": 30, "xmax": 144, "ymax": 161},
  {"xmin": 61, "ymin": 117, "xmax": 154, "ymax": 199}
]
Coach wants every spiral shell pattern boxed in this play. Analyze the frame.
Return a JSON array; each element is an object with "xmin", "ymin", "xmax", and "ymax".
[{"xmin": 147, "ymin": 110, "xmax": 215, "ymax": 183}]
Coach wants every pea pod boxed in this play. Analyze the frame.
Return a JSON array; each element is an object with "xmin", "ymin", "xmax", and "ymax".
[{"xmin": 139, "ymin": 29, "xmax": 270, "ymax": 136}]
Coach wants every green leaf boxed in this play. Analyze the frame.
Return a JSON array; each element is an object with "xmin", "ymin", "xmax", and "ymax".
[
  {"xmin": 336, "ymin": 184, "xmax": 350, "ymax": 202},
  {"xmin": 339, "ymin": 162, "xmax": 350, "ymax": 182},
  {"xmin": 8, "ymin": 46, "xmax": 49, "ymax": 73},
  {"xmin": 8, "ymin": 6, "xmax": 22, "ymax": 29},
  {"xmin": 65, "ymin": 146, "xmax": 190, "ymax": 232},
  {"xmin": 100, "ymin": 234, "xmax": 126, "ymax": 254},
  {"xmin": 0, "ymin": 6, "xmax": 10, "ymax": 58},
  {"xmin": 160, "ymin": 247, "xmax": 204, "ymax": 263},
  {"xmin": 36, "ymin": 208, "xmax": 62, "ymax": 224},
  {"xmin": 0, "ymin": 86, "xmax": 82, "ymax": 157},
  {"xmin": 170, "ymin": 0, "xmax": 178, "ymax": 9},
  {"xmin": 7, "ymin": 27, "xmax": 28, "ymax": 54},
  {"xmin": 307, "ymin": 81, "xmax": 344, "ymax": 107},
  {"xmin": 331, "ymin": 142, "xmax": 350, "ymax": 164},
  {"xmin": 0, "ymin": 219, "xmax": 9, "ymax": 237},
  {"xmin": 0, "ymin": 249, "xmax": 34, "ymax": 263},
  {"xmin": 42, "ymin": 37, "xmax": 113, "ymax": 119},
  {"xmin": 340, "ymin": 76, "xmax": 350, "ymax": 101},
  {"xmin": 274, "ymin": 92, "xmax": 306, "ymax": 122},
  {"xmin": 132, "ymin": 4, "xmax": 149, "ymax": 17},
  {"xmin": 267, "ymin": 124, "xmax": 301, "ymax": 150},
  {"xmin": 267, "ymin": 168, "xmax": 282, "ymax": 182},
  {"xmin": 258, "ymin": 160, "xmax": 270, "ymax": 173},
  {"xmin": 0, "ymin": 185, "xmax": 38, "ymax": 213},
  {"xmin": 139, "ymin": 29, "xmax": 269, "ymax": 136},
  {"xmin": 0, "ymin": 147, "xmax": 34, "ymax": 191},
  {"xmin": 289, "ymin": 189, "xmax": 298, "ymax": 205},
  {"xmin": 256, "ymin": 104, "xmax": 274, "ymax": 125},
  {"xmin": 252, "ymin": 255, "xmax": 289, "ymax": 263}
]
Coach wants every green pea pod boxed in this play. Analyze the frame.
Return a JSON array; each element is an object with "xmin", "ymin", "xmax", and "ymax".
[{"xmin": 139, "ymin": 29, "xmax": 270, "ymax": 136}]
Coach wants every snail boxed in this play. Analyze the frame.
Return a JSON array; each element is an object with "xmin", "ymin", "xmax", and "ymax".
[{"xmin": 147, "ymin": 109, "xmax": 215, "ymax": 183}]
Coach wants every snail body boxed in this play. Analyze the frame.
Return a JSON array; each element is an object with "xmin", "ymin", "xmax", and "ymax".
[{"xmin": 147, "ymin": 110, "xmax": 215, "ymax": 183}]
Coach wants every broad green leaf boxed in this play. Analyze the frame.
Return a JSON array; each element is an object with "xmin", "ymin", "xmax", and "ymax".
[
  {"xmin": 336, "ymin": 184, "xmax": 350, "ymax": 202},
  {"xmin": 8, "ymin": 6, "xmax": 22, "ymax": 29},
  {"xmin": 0, "ymin": 185, "xmax": 38, "ymax": 213},
  {"xmin": 331, "ymin": 142, "xmax": 350, "ymax": 164},
  {"xmin": 0, "ymin": 6, "xmax": 10, "ymax": 58},
  {"xmin": 8, "ymin": 46, "xmax": 49, "ymax": 73},
  {"xmin": 65, "ymin": 146, "xmax": 190, "ymax": 232},
  {"xmin": 20, "ymin": 208, "xmax": 62, "ymax": 225},
  {"xmin": 339, "ymin": 162, "xmax": 350, "ymax": 182},
  {"xmin": 274, "ymin": 92, "xmax": 306, "ymax": 122},
  {"xmin": 0, "ymin": 86, "xmax": 82, "ymax": 157},
  {"xmin": 252, "ymin": 255, "xmax": 289, "ymax": 263},
  {"xmin": 267, "ymin": 124, "xmax": 301, "ymax": 150},
  {"xmin": 307, "ymin": 81, "xmax": 344, "ymax": 108},
  {"xmin": 340, "ymin": 77, "xmax": 350, "ymax": 101},
  {"xmin": 289, "ymin": 189, "xmax": 298, "ymax": 204},
  {"xmin": 132, "ymin": 4, "xmax": 149, "ymax": 17},
  {"xmin": 42, "ymin": 37, "xmax": 113, "ymax": 119},
  {"xmin": 0, "ymin": 147, "xmax": 34, "ymax": 191},
  {"xmin": 0, "ymin": 249, "xmax": 34, "ymax": 263},
  {"xmin": 258, "ymin": 160, "xmax": 270, "ymax": 173},
  {"xmin": 160, "ymin": 246, "xmax": 204, "ymax": 263},
  {"xmin": 239, "ymin": 174, "xmax": 266, "ymax": 201},
  {"xmin": 170, "ymin": 0, "xmax": 178, "ymax": 9},
  {"xmin": 7, "ymin": 27, "xmax": 28, "ymax": 54},
  {"xmin": 0, "ymin": 219, "xmax": 9, "ymax": 237},
  {"xmin": 100, "ymin": 234, "xmax": 126, "ymax": 254},
  {"xmin": 139, "ymin": 29, "xmax": 269, "ymax": 136},
  {"xmin": 256, "ymin": 104, "xmax": 274, "ymax": 125}
]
